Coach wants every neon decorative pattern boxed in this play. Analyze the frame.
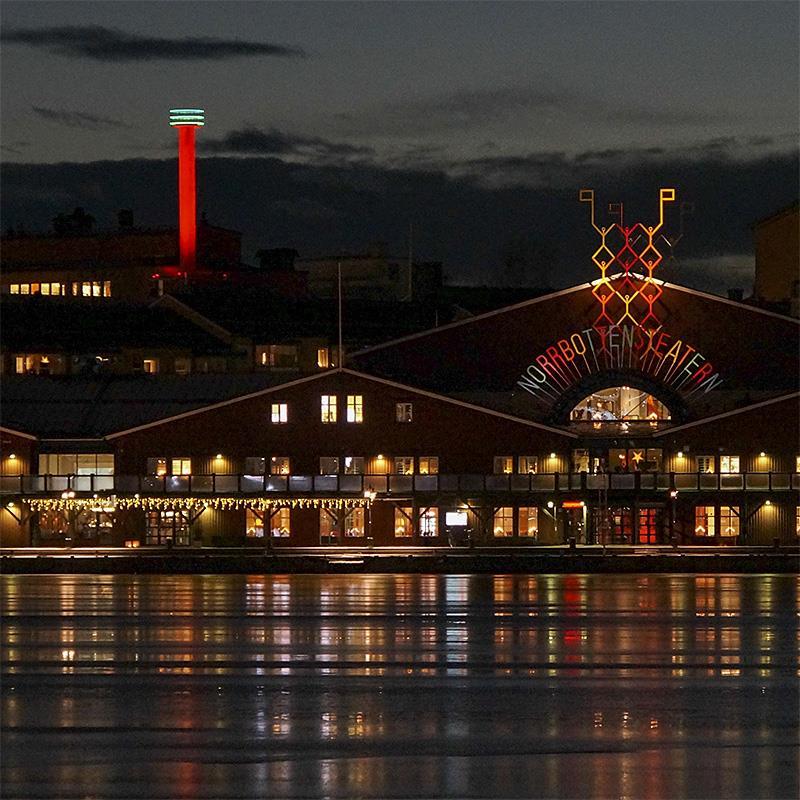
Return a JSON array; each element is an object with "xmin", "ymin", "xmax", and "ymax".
[{"xmin": 580, "ymin": 188, "xmax": 675, "ymax": 331}]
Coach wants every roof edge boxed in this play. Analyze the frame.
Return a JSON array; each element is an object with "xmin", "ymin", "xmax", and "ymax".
[
  {"xmin": 0, "ymin": 425, "xmax": 37, "ymax": 441},
  {"xmin": 339, "ymin": 368, "xmax": 577, "ymax": 438},
  {"xmin": 652, "ymin": 391, "xmax": 800, "ymax": 437},
  {"xmin": 106, "ymin": 369, "xmax": 340, "ymax": 439}
]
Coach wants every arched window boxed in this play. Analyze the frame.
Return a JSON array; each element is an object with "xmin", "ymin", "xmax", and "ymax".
[{"xmin": 570, "ymin": 386, "xmax": 671, "ymax": 424}]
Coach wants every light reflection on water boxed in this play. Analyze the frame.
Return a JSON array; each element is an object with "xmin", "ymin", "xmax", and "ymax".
[{"xmin": 1, "ymin": 573, "xmax": 798, "ymax": 799}]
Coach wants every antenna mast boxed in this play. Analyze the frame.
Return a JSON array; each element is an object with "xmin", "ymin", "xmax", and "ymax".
[{"xmin": 337, "ymin": 261, "xmax": 343, "ymax": 367}]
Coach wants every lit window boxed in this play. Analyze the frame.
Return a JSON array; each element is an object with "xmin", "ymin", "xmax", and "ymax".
[
  {"xmin": 344, "ymin": 508, "xmax": 365, "ymax": 537},
  {"xmin": 394, "ymin": 457, "xmax": 414, "ymax": 475},
  {"xmin": 518, "ymin": 456, "xmax": 539, "ymax": 474},
  {"xmin": 103, "ymin": 281, "xmax": 111, "ymax": 297},
  {"xmin": 494, "ymin": 456, "xmax": 513, "ymax": 474},
  {"xmin": 518, "ymin": 507, "xmax": 539, "ymax": 538},
  {"xmin": 30, "ymin": 283, "xmax": 40, "ymax": 294},
  {"xmin": 796, "ymin": 506, "xmax": 800, "ymax": 537},
  {"xmin": 320, "ymin": 509, "xmax": 338, "ymax": 540},
  {"xmin": 146, "ymin": 510, "xmax": 189, "ymax": 546},
  {"xmin": 143, "ymin": 358, "xmax": 159, "ymax": 374},
  {"xmin": 695, "ymin": 506, "xmax": 716, "ymax": 536},
  {"xmin": 270, "ymin": 457, "xmax": 290, "ymax": 475},
  {"xmin": 270, "ymin": 508, "xmax": 291, "ymax": 538},
  {"xmin": 244, "ymin": 457, "xmax": 266, "ymax": 475},
  {"xmin": 40, "ymin": 283, "xmax": 51, "ymax": 296},
  {"xmin": 51, "ymin": 282, "xmax": 62, "ymax": 296},
  {"xmin": 257, "ymin": 344, "xmax": 298, "ymax": 368},
  {"xmin": 20, "ymin": 284, "xmax": 30, "ymax": 295},
  {"xmin": 493, "ymin": 507, "xmax": 514, "ymax": 537},
  {"xmin": 696, "ymin": 456, "xmax": 715, "ymax": 474},
  {"xmin": 720, "ymin": 506, "xmax": 740, "ymax": 538},
  {"xmin": 343, "ymin": 456, "xmax": 364, "ymax": 475},
  {"xmin": 174, "ymin": 358, "xmax": 191, "ymax": 376},
  {"xmin": 171, "ymin": 458, "xmax": 191, "ymax": 475},
  {"xmin": 320, "ymin": 457, "xmax": 340, "ymax": 474},
  {"xmin": 321, "ymin": 394, "xmax": 337, "ymax": 423},
  {"xmin": 147, "ymin": 458, "xmax": 168, "ymax": 476},
  {"xmin": 418, "ymin": 457, "xmax": 439, "ymax": 475},
  {"xmin": 246, "ymin": 509, "xmax": 265, "ymax": 538},
  {"xmin": 271, "ymin": 403, "xmax": 288, "ymax": 424},
  {"xmin": 394, "ymin": 507, "xmax": 413, "ymax": 537},
  {"xmin": 9, "ymin": 284, "xmax": 19, "ymax": 294},
  {"xmin": 317, "ymin": 348, "xmax": 329, "ymax": 368},
  {"xmin": 720, "ymin": 456, "xmax": 740, "ymax": 474},
  {"xmin": 419, "ymin": 507, "xmax": 438, "ymax": 537},
  {"xmin": 82, "ymin": 282, "xmax": 92, "ymax": 297},
  {"xmin": 796, "ymin": 456, "xmax": 800, "ymax": 474},
  {"xmin": 92, "ymin": 281, "xmax": 102, "ymax": 297},
  {"xmin": 346, "ymin": 395, "xmax": 363, "ymax": 423},
  {"xmin": 396, "ymin": 402, "xmax": 413, "ymax": 423},
  {"xmin": 14, "ymin": 356, "xmax": 25, "ymax": 374}
]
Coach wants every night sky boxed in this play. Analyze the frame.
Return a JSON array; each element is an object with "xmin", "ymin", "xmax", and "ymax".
[{"xmin": 1, "ymin": 1, "xmax": 798, "ymax": 292}]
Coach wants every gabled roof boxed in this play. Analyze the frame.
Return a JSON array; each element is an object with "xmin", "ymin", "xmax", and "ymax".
[
  {"xmin": 106, "ymin": 367, "xmax": 577, "ymax": 440},
  {"xmin": 0, "ymin": 372, "xmax": 297, "ymax": 439},
  {"xmin": 351, "ymin": 275, "xmax": 799, "ymax": 358}
]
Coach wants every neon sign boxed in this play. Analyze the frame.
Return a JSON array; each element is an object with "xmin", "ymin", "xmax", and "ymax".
[
  {"xmin": 516, "ymin": 188, "xmax": 723, "ymax": 406},
  {"xmin": 517, "ymin": 323, "xmax": 723, "ymax": 403}
]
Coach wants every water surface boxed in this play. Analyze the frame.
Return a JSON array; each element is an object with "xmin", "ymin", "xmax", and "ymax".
[{"xmin": 1, "ymin": 573, "xmax": 798, "ymax": 798}]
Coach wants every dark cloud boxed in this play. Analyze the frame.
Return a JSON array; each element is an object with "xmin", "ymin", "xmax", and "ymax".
[
  {"xmin": 200, "ymin": 127, "xmax": 373, "ymax": 160},
  {"xmin": 444, "ymin": 135, "xmax": 798, "ymax": 188},
  {"xmin": 0, "ymin": 141, "xmax": 29, "ymax": 156},
  {"xmin": 32, "ymin": 106, "xmax": 131, "ymax": 130},
  {"xmin": 340, "ymin": 84, "xmax": 735, "ymax": 137},
  {"xmin": 1, "ymin": 25, "xmax": 305, "ymax": 61},
  {"xmin": 1, "ymin": 149, "xmax": 796, "ymax": 296}
]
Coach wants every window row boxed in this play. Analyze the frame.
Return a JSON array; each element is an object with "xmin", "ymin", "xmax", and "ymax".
[
  {"xmin": 144, "ymin": 456, "xmax": 441, "ymax": 476},
  {"xmin": 258, "ymin": 398, "xmax": 417, "ymax": 425},
  {"xmin": 255, "ymin": 346, "xmax": 332, "ymax": 370},
  {"xmin": 321, "ymin": 395, "xmax": 364, "ymax": 423},
  {"xmin": 39, "ymin": 453, "xmax": 114, "ymax": 475},
  {"xmin": 694, "ymin": 506, "xmax": 740, "ymax": 537},
  {"xmin": 240, "ymin": 506, "xmax": 540, "ymax": 540},
  {"xmin": 8, "ymin": 281, "xmax": 111, "ymax": 297}
]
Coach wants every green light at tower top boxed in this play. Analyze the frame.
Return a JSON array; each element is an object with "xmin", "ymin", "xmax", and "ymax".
[{"xmin": 169, "ymin": 108, "xmax": 205, "ymax": 126}]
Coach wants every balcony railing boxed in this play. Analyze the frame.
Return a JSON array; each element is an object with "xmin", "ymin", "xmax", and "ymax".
[{"xmin": 1, "ymin": 473, "xmax": 799, "ymax": 496}]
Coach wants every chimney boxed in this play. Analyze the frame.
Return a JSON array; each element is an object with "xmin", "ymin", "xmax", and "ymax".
[{"xmin": 169, "ymin": 108, "xmax": 205, "ymax": 272}]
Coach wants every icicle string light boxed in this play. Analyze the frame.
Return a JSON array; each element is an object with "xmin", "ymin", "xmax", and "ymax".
[{"xmin": 26, "ymin": 496, "xmax": 372, "ymax": 513}]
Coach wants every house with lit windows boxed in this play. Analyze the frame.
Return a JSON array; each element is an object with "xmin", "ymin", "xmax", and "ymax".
[
  {"xmin": 1, "ymin": 188, "xmax": 798, "ymax": 549},
  {"xmin": 1, "ymin": 270, "xmax": 798, "ymax": 549}
]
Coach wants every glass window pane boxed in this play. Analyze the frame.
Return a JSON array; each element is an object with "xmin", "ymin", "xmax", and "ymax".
[{"xmin": 518, "ymin": 507, "xmax": 539, "ymax": 538}]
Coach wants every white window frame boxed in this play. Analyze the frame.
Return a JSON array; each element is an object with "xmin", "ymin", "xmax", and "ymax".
[
  {"xmin": 321, "ymin": 394, "xmax": 337, "ymax": 423},
  {"xmin": 346, "ymin": 394, "xmax": 363, "ymax": 423}
]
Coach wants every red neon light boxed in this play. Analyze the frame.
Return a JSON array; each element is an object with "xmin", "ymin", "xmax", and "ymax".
[
  {"xmin": 178, "ymin": 125, "xmax": 197, "ymax": 272},
  {"xmin": 580, "ymin": 188, "xmax": 675, "ymax": 336}
]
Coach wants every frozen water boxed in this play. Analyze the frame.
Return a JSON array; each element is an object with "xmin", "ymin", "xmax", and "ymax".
[{"xmin": 1, "ymin": 573, "xmax": 798, "ymax": 798}]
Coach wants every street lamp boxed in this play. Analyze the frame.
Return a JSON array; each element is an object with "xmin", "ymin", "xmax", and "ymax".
[{"xmin": 364, "ymin": 487, "xmax": 377, "ymax": 547}]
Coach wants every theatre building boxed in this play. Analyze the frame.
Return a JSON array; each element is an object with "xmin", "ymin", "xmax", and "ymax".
[{"xmin": 1, "ymin": 192, "xmax": 798, "ymax": 548}]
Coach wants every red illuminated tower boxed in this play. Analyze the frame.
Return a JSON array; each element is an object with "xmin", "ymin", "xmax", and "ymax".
[{"xmin": 169, "ymin": 108, "xmax": 204, "ymax": 272}]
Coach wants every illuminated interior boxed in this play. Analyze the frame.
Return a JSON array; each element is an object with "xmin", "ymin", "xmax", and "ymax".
[{"xmin": 570, "ymin": 386, "xmax": 671, "ymax": 422}]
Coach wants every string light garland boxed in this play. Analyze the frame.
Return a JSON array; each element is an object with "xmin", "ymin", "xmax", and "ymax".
[{"xmin": 26, "ymin": 496, "xmax": 372, "ymax": 513}]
